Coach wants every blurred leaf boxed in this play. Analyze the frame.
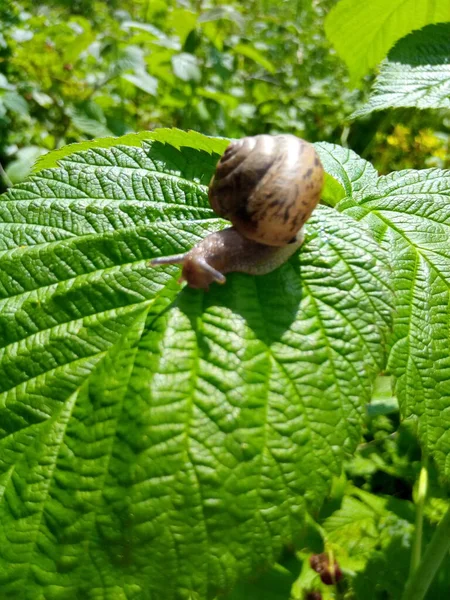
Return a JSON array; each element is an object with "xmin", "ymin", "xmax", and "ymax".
[
  {"xmin": 5, "ymin": 145, "xmax": 47, "ymax": 183},
  {"xmin": 198, "ymin": 6, "xmax": 244, "ymax": 27},
  {"xmin": 2, "ymin": 91, "xmax": 29, "ymax": 116},
  {"xmin": 31, "ymin": 90, "xmax": 53, "ymax": 108},
  {"xmin": 233, "ymin": 43, "xmax": 276, "ymax": 74},
  {"xmin": 0, "ymin": 74, "xmax": 14, "ymax": 90},
  {"xmin": 122, "ymin": 70, "xmax": 158, "ymax": 96},
  {"xmin": 183, "ymin": 28, "xmax": 202, "ymax": 54},
  {"xmin": 63, "ymin": 26, "xmax": 94, "ymax": 63},
  {"xmin": 113, "ymin": 44, "xmax": 146, "ymax": 74},
  {"xmin": 167, "ymin": 7, "xmax": 197, "ymax": 43},
  {"xmin": 172, "ymin": 52, "xmax": 201, "ymax": 82},
  {"xmin": 197, "ymin": 87, "xmax": 240, "ymax": 109},
  {"xmin": 121, "ymin": 20, "xmax": 167, "ymax": 38},
  {"xmin": 68, "ymin": 101, "xmax": 113, "ymax": 137},
  {"xmin": 9, "ymin": 28, "xmax": 33, "ymax": 42}
]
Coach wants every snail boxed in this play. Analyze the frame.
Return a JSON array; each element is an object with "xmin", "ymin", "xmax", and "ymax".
[{"xmin": 150, "ymin": 134, "xmax": 324, "ymax": 290}]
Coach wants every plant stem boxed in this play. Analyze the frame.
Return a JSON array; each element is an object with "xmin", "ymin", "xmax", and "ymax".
[
  {"xmin": 401, "ymin": 503, "xmax": 450, "ymax": 600},
  {"xmin": 410, "ymin": 461, "xmax": 428, "ymax": 573}
]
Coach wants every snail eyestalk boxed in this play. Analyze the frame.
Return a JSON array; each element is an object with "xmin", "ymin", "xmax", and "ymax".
[
  {"xmin": 194, "ymin": 260, "xmax": 226, "ymax": 285},
  {"xmin": 150, "ymin": 254, "xmax": 186, "ymax": 266}
]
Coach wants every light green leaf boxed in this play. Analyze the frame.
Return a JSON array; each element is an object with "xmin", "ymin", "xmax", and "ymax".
[
  {"xmin": 122, "ymin": 22, "xmax": 180, "ymax": 50},
  {"xmin": 0, "ymin": 132, "xmax": 391, "ymax": 598},
  {"xmin": 121, "ymin": 20, "xmax": 167, "ymax": 39},
  {"xmin": 166, "ymin": 8, "xmax": 198, "ymax": 44},
  {"xmin": 172, "ymin": 52, "xmax": 202, "ymax": 82},
  {"xmin": 353, "ymin": 23, "xmax": 450, "ymax": 117},
  {"xmin": 321, "ymin": 173, "xmax": 346, "ymax": 208},
  {"xmin": 31, "ymin": 90, "xmax": 53, "ymax": 108},
  {"xmin": 62, "ymin": 27, "xmax": 94, "ymax": 64},
  {"xmin": 197, "ymin": 87, "xmax": 240, "ymax": 110},
  {"xmin": 5, "ymin": 145, "xmax": 47, "ymax": 184},
  {"xmin": 0, "ymin": 74, "xmax": 13, "ymax": 90},
  {"xmin": 232, "ymin": 43, "xmax": 276, "ymax": 74},
  {"xmin": 2, "ymin": 91, "xmax": 29, "ymax": 116},
  {"xmin": 113, "ymin": 44, "xmax": 147, "ymax": 74},
  {"xmin": 324, "ymin": 487, "xmax": 413, "ymax": 580},
  {"xmin": 68, "ymin": 102, "xmax": 113, "ymax": 138},
  {"xmin": 325, "ymin": 0, "xmax": 450, "ymax": 83},
  {"xmin": 198, "ymin": 6, "xmax": 244, "ymax": 27},
  {"xmin": 330, "ymin": 491, "xmax": 450, "ymax": 600},
  {"xmin": 331, "ymin": 149, "xmax": 450, "ymax": 479},
  {"xmin": 9, "ymin": 28, "xmax": 33, "ymax": 43},
  {"xmin": 122, "ymin": 70, "xmax": 159, "ymax": 96}
]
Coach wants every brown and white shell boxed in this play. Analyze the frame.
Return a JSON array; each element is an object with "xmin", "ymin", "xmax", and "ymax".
[{"xmin": 208, "ymin": 134, "xmax": 324, "ymax": 247}]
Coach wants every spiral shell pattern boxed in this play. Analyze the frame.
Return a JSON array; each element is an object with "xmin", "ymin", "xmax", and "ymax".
[{"xmin": 208, "ymin": 134, "xmax": 323, "ymax": 247}]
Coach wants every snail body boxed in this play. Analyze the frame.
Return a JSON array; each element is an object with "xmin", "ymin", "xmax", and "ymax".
[{"xmin": 151, "ymin": 134, "xmax": 323, "ymax": 290}]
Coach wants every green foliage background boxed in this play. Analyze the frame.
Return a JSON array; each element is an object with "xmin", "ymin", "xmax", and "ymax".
[
  {"xmin": 1, "ymin": 0, "xmax": 450, "ymax": 188},
  {"xmin": 0, "ymin": 0, "xmax": 351, "ymax": 178}
]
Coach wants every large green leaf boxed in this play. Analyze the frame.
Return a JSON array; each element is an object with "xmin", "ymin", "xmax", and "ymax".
[
  {"xmin": 0, "ymin": 132, "xmax": 391, "ymax": 598},
  {"xmin": 326, "ymin": 144, "xmax": 450, "ymax": 480},
  {"xmin": 325, "ymin": 0, "xmax": 450, "ymax": 83},
  {"xmin": 353, "ymin": 23, "xmax": 450, "ymax": 118}
]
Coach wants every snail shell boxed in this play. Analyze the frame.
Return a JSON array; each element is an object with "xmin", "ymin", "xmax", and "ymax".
[
  {"xmin": 209, "ymin": 134, "xmax": 323, "ymax": 246},
  {"xmin": 150, "ymin": 134, "xmax": 324, "ymax": 289}
]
